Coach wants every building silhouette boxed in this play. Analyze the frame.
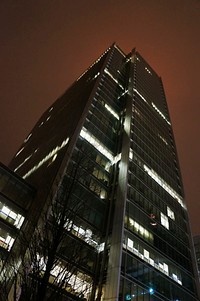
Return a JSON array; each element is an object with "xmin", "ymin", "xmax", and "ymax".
[
  {"xmin": 0, "ymin": 163, "xmax": 35, "ymax": 262},
  {"xmin": 194, "ymin": 236, "xmax": 200, "ymax": 281},
  {"xmin": 3, "ymin": 44, "xmax": 200, "ymax": 300}
]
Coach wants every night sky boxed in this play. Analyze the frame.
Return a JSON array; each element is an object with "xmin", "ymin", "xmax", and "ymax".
[{"xmin": 0, "ymin": 1, "xmax": 200, "ymax": 235}]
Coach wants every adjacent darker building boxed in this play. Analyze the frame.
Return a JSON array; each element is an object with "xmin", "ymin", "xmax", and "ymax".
[
  {"xmin": 6, "ymin": 44, "xmax": 200, "ymax": 301},
  {"xmin": 194, "ymin": 236, "xmax": 200, "ymax": 281},
  {"xmin": 0, "ymin": 163, "xmax": 35, "ymax": 270}
]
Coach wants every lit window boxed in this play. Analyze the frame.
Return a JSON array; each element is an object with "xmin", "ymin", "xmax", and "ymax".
[
  {"xmin": 143, "ymin": 164, "xmax": 185, "ymax": 208},
  {"xmin": 0, "ymin": 204, "xmax": 25, "ymax": 229},
  {"xmin": 161, "ymin": 212, "xmax": 169, "ymax": 230},
  {"xmin": 167, "ymin": 206, "xmax": 175, "ymax": 220},
  {"xmin": 128, "ymin": 217, "xmax": 153, "ymax": 241},
  {"xmin": 144, "ymin": 249, "xmax": 149, "ymax": 259},
  {"xmin": 125, "ymin": 236, "xmax": 182, "ymax": 285},
  {"xmin": 133, "ymin": 88, "xmax": 147, "ymax": 103},
  {"xmin": 92, "ymin": 72, "xmax": 100, "ymax": 80},
  {"xmin": 163, "ymin": 263, "xmax": 169, "ymax": 275},
  {"xmin": 0, "ymin": 231, "xmax": 15, "ymax": 251},
  {"xmin": 129, "ymin": 149, "xmax": 133, "ymax": 160},
  {"xmin": 158, "ymin": 134, "xmax": 168, "ymax": 145},
  {"xmin": 65, "ymin": 220, "xmax": 99, "ymax": 248},
  {"xmin": 23, "ymin": 137, "xmax": 69, "ymax": 179},
  {"xmin": 104, "ymin": 68, "xmax": 124, "ymax": 90},
  {"xmin": 104, "ymin": 103, "xmax": 119, "ymax": 120},
  {"xmin": 127, "ymin": 238, "xmax": 133, "ymax": 249},
  {"xmin": 24, "ymin": 133, "xmax": 32, "ymax": 143},
  {"xmin": 152, "ymin": 102, "xmax": 171, "ymax": 125},
  {"xmin": 97, "ymin": 242, "xmax": 105, "ymax": 253},
  {"xmin": 15, "ymin": 147, "xmax": 25, "ymax": 157},
  {"xmin": 39, "ymin": 121, "xmax": 44, "ymax": 127},
  {"xmin": 80, "ymin": 128, "xmax": 114, "ymax": 162},
  {"xmin": 14, "ymin": 154, "xmax": 32, "ymax": 172},
  {"xmin": 145, "ymin": 67, "xmax": 152, "ymax": 75}
]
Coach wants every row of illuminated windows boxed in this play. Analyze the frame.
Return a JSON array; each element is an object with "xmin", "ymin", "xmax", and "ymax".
[
  {"xmin": 130, "ymin": 130, "xmax": 179, "ymax": 188},
  {"xmin": 131, "ymin": 112, "xmax": 171, "ymax": 151},
  {"xmin": 143, "ymin": 164, "xmax": 184, "ymax": 208},
  {"xmin": 132, "ymin": 104, "xmax": 174, "ymax": 168},
  {"xmin": 121, "ymin": 255, "xmax": 197, "ymax": 301},
  {"xmin": 84, "ymin": 119, "xmax": 116, "ymax": 153},
  {"xmin": 125, "ymin": 202, "xmax": 191, "ymax": 269},
  {"xmin": 125, "ymin": 235, "xmax": 183, "ymax": 286},
  {"xmin": 152, "ymin": 102, "xmax": 171, "ymax": 125},
  {"xmin": 134, "ymin": 76, "xmax": 170, "ymax": 127},
  {"xmin": 80, "ymin": 128, "xmax": 121, "ymax": 167},
  {"xmin": 76, "ymin": 45, "xmax": 110, "ymax": 81},
  {"xmin": 51, "ymin": 269, "xmax": 92, "ymax": 300},
  {"xmin": 94, "ymin": 90, "xmax": 121, "ymax": 116},
  {"xmin": 22, "ymin": 137, "xmax": 69, "ymax": 179},
  {"xmin": 133, "ymin": 82, "xmax": 158, "ymax": 111},
  {"xmin": 134, "ymin": 105, "xmax": 169, "ymax": 149},
  {"xmin": 86, "ymin": 113, "xmax": 117, "ymax": 145},
  {"xmin": 128, "ymin": 163, "xmax": 184, "ymax": 215},
  {"xmin": 134, "ymin": 75, "xmax": 169, "ymax": 124},
  {"xmin": 15, "ymin": 108, "xmax": 54, "ymax": 158},
  {"xmin": 88, "ymin": 178, "xmax": 107, "ymax": 199},
  {"xmin": 75, "ymin": 139, "xmax": 112, "ymax": 173},
  {"xmin": 36, "ymin": 254, "xmax": 93, "ymax": 300},
  {"xmin": 127, "ymin": 184, "xmax": 189, "ymax": 245},
  {"xmin": 92, "ymin": 100, "xmax": 121, "ymax": 129},
  {"xmin": 132, "ymin": 95, "xmax": 171, "ymax": 139},
  {"xmin": 129, "ymin": 147, "xmax": 185, "ymax": 209},
  {"xmin": 104, "ymin": 68, "xmax": 124, "ymax": 90},
  {"xmin": 66, "ymin": 219, "xmax": 105, "ymax": 253},
  {"xmin": 80, "ymin": 128, "xmax": 114, "ymax": 163},
  {"xmin": 0, "ymin": 228, "xmax": 15, "ymax": 251},
  {"xmin": 96, "ymin": 87, "xmax": 122, "ymax": 114},
  {"xmin": 90, "ymin": 101, "xmax": 118, "ymax": 129},
  {"xmin": 129, "ymin": 145, "xmax": 180, "ymax": 201},
  {"xmin": 97, "ymin": 77, "xmax": 121, "ymax": 100},
  {"xmin": 14, "ymin": 136, "xmax": 69, "ymax": 178},
  {"xmin": 132, "ymin": 107, "xmax": 169, "ymax": 149},
  {"xmin": 127, "ymin": 210, "xmax": 171, "ymax": 232},
  {"xmin": 125, "ymin": 216, "xmax": 154, "ymax": 244},
  {"xmin": 145, "ymin": 66, "xmax": 152, "ymax": 75},
  {"xmin": 132, "ymin": 110, "xmax": 171, "ymax": 155},
  {"xmin": 130, "ymin": 125, "xmax": 175, "ymax": 175},
  {"xmin": 128, "ymin": 185, "xmax": 188, "ymax": 250},
  {"xmin": 0, "ymin": 202, "xmax": 25, "ymax": 229},
  {"xmin": 129, "ymin": 154, "xmax": 183, "ymax": 216},
  {"xmin": 93, "ymin": 97, "xmax": 121, "ymax": 125}
]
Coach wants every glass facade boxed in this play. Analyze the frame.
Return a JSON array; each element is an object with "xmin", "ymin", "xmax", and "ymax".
[
  {"xmin": 0, "ymin": 163, "xmax": 35, "ymax": 270},
  {"xmin": 8, "ymin": 44, "xmax": 200, "ymax": 300}
]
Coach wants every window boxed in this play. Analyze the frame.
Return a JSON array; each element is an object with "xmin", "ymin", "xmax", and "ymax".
[
  {"xmin": 161, "ymin": 212, "xmax": 169, "ymax": 230},
  {"xmin": 0, "ymin": 228, "xmax": 15, "ymax": 251},
  {"xmin": 0, "ymin": 204, "xmax": 25, "ymax": 229},
  {"xmin": 167, "ymin": 206, "xmax": 175, "ymax": 220}
]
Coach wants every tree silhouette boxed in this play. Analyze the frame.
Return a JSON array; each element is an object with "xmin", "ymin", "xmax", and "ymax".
[{"xmin": 0, "ymin": 149, "xmax": 105, "ymax": 301}]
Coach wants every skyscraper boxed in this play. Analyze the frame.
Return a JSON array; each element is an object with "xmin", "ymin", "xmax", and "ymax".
[{"xmin": 8, "ymin": 44, "xmax": 200, "ymax": 301}]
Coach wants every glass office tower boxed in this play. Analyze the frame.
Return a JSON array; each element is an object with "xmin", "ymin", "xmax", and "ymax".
[{"xmin": 9, "ymin": 44, "xmax": 200, "ymax": 301}]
